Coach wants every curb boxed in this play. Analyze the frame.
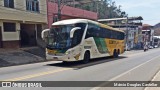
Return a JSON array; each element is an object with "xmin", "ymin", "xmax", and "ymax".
[{"xmin": 144, "ymin": 70, "xmax": 160, "ymax": 90}]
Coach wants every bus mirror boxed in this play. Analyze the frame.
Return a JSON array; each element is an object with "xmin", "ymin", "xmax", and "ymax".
[
  {"xmin": 70, "ymin": 27, "xmax": 81, "ymax": 38},
  {"xmin": 41, "ymin": 29, "xmax": 50, "ymax": 40}
]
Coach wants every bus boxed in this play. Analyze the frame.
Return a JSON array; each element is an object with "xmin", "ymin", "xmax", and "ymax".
[{"xmin": 41, "ymin": 19, "xmax": 125, "ymax": 63}]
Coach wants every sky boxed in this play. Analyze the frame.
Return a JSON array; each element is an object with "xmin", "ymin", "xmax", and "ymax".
[{"xmin": 115, "ymin": 0, "xmax": 160, "ymax": 26}]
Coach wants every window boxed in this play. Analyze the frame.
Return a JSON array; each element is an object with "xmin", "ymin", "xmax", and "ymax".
[
  {"xmin": 4, "ymin": 0, "xmax": 14, "ymax": 8},
  {"xmin": 85, "ymin": 23, "xmax": 125, "ymax": 40},
  {"xmin": 3, "ymin": 22, "xmax": 16, "ymax": 32},
  {"xmin": 100, "ymin": 27, "xmax": 111, "ymax": 38},
  {"xmin": 117, "ymin": 32, "xmax": 125, "ymax": 40},
  {"xmin": 72, "ymin": 23, "xmax": 86, "ymax": 47},
  {"xmin": 26, "ymin": 0, "xmax": 39, "ymax": 12},
  {"xmin": 111, "ymin": 31, "xmax": 117, "ymax": 39},
  {"xmin": 85, "ymin": 23, "xmax": 100, "ymax": 38}
]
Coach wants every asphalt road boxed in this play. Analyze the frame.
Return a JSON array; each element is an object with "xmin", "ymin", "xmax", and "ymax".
[{"xmin": 0, "ymin": 48, "xmax": 160, "ymax": 90}]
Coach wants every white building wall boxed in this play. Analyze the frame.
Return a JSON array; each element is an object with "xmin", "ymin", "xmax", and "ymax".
[
  {"xmin": 0, "ymin": 0, "xmax": 47, "ymax": 48},
  {"xmin": 0, "ymin": 21, "xmax": 20, "ymax": 41},
  {"xmin": 0, "ymin": 0, "xmax": 47, "ymax": 23}
]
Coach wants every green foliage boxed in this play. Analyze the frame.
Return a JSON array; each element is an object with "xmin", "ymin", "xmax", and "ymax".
[{"xmin": 78, "ymin": 0, "xmax": 127, "ymax": 19}]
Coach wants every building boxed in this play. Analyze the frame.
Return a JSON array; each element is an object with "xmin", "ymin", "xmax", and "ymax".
[
  {"xmin": 142, "ymin": 24, "xmax": 155, "ymax": 47},
  {"xmin": 0, "ymin": 0, "xmax": 47, "ymax": 48},
  {"xmin": 47, "ymin": 0, "xmax": 98, "ymax": 28},
  {"xmin": 98, "ymin": 16, "xmax": 143, "ymax": 50},
  {"xmin": 108, "ymin": 25, "xmax": 142, "ymax": 50},
  {"xmin": 0, "ymin": 0, "xmax": 98, "ymax": 49}
]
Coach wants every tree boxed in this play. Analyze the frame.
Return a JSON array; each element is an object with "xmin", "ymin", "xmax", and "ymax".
[{"xmin": 53, "ymin": 0, "xmax": 128, "ymax": 19}]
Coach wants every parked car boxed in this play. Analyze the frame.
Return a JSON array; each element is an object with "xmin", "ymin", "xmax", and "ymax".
[
  {"xmin": 154, "ymin": 45, "xmax": 158, "ymax": 48},
  {"xmin": 149, "ymin": 46, "xmax": 154, "ymax": 49}
]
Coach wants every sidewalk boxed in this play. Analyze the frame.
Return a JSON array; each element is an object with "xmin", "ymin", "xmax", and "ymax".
[
  {"xmin": 145, "ymin": 70, "xmax": 160, "ymax": 90},
  {"xmin": 122, "ymin": 49, "xmax": 144, "ymax": 55},
  {"xmin": 0, "ymin": 48, "xmax": 45, "ymax": 67}
]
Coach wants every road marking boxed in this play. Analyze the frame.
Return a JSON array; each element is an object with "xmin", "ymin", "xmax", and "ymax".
[
  {"xmin": 2, "ymin": 68, "xmax": 72, "ymax": 81},
  {"xmin": 2, "ymin": 61, "xmax": 103, "ymax": 81},
  {"xmin": 91, "ymin": 55, "xmax": 160, "ymax": 90}
]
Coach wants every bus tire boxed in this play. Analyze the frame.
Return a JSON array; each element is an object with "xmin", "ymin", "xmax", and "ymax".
[
  {"xmin": 118, "ymin": 49, "xmax": 120, "ymax": 55},
  {"xmin": 113, "ymin": 49, "xmax": 118, "ymax": 58},
  {"xmin": 82, "ymin": 51, "xmax": 90, "ymax": 64}
]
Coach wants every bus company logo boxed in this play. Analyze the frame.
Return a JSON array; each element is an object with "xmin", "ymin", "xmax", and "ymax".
[{"xmin": 2, "ymin": 82, "xmax": 11, "ymax": 87}]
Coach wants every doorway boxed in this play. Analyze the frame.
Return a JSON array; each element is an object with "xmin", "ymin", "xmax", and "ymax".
[{"xmin": 20, "ymin": 24, "xmax": 37, "ymax": 47}]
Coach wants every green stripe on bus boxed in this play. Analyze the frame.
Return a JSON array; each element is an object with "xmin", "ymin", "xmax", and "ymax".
[
  {"xmin": 99, "ymin": 38, "xmax": 108, "ymax": 53},
  {"xmin": 94, "ymin": 37, "xmax": 108, "ymax": 54},
  {"xmin": 94, "ymin": 37, "xmax": 102, "ymax": 53}
]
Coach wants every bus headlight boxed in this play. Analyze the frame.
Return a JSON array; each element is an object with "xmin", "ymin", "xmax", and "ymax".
[{"xmin": 65, "ymin": 51, "xmax": 71, "ymax": 55}]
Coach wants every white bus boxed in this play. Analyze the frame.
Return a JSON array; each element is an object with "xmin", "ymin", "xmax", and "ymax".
[{"xmin": 42, "ymin": 19, "xmax": 125, "ymax": 63}]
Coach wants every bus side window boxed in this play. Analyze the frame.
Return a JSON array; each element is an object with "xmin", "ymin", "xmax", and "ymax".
[
  {"xmin": 112, "ymin": 31, "xmax": 119, "ymax": 39},
  {"xmin": 72, "ymin": 30, "xmax": 78, "ymax": 46},
  {"xmin": 120, "ymin": 32, "xmax": 125, "ymax": 40},
  {"xmin": 100, "ymin": 27, "xmax": 111, "ymax": 38},
  {"xmin": 72, "ymin": 23, "xmax": 86, "ymax": 47},
  {"xmin": 85, "ymin": 23, "xmax": 100, "ymax": 39},
  {"xmin": 85, "ymin": 24, "xmax": 92, "ymax": 39}
]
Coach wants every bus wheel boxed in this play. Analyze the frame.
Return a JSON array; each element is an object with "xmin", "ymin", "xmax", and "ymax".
[
  {"xmin": 113, "ymin": 50, "xmax": 118, "ymax": 58},
  {"xmin": 118, "ymin": 49, "xmax": 120, "ymax": 55},
  {"xmin": 82, "ymin": 51, "xmax": 90, "ymax": 64}
]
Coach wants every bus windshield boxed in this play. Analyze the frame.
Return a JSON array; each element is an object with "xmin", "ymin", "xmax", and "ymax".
[{"xmin": 47, "ymin": 25, "xmax": 74, "ymax": 49}]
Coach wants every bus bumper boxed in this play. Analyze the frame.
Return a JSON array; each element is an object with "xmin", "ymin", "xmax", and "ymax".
[{"xmin": 46, "ymin": 53, "xmax": 79, "ymax": 62}]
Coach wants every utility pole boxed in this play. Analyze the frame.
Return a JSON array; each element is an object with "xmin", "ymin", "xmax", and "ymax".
[
  {"xmin": 57, "ymin": 0, "xmax": 61, "ymax": 21},
  {"xmin": 109, "ymin": 0, "xmax": 112, "ymax": 18},
  {"xmin": 96, "ymin": 1, "xmax": 99, "ymax": 15},
  {"xmin": 126, "ymin": 15, "xmax": 129, "ymax": 50}
]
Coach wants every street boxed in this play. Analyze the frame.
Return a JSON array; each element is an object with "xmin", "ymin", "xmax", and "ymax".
[{"xmin": 0, "ymin": 48, "xmax": 160, "ymax": 90}]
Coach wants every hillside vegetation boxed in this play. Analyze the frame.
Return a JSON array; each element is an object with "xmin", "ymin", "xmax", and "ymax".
[{"xmin": 154, "ymin": 23, "xmax": 160, "ymax": 36}]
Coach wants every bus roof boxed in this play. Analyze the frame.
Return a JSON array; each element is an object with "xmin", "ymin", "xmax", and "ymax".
[
  {"xmin": 52, "ymin": 19, "xmax": 124, "ymax": 33},
  {"xmin": 52, "ymin": 19, "xmax": 88, "ymax": 25}
]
